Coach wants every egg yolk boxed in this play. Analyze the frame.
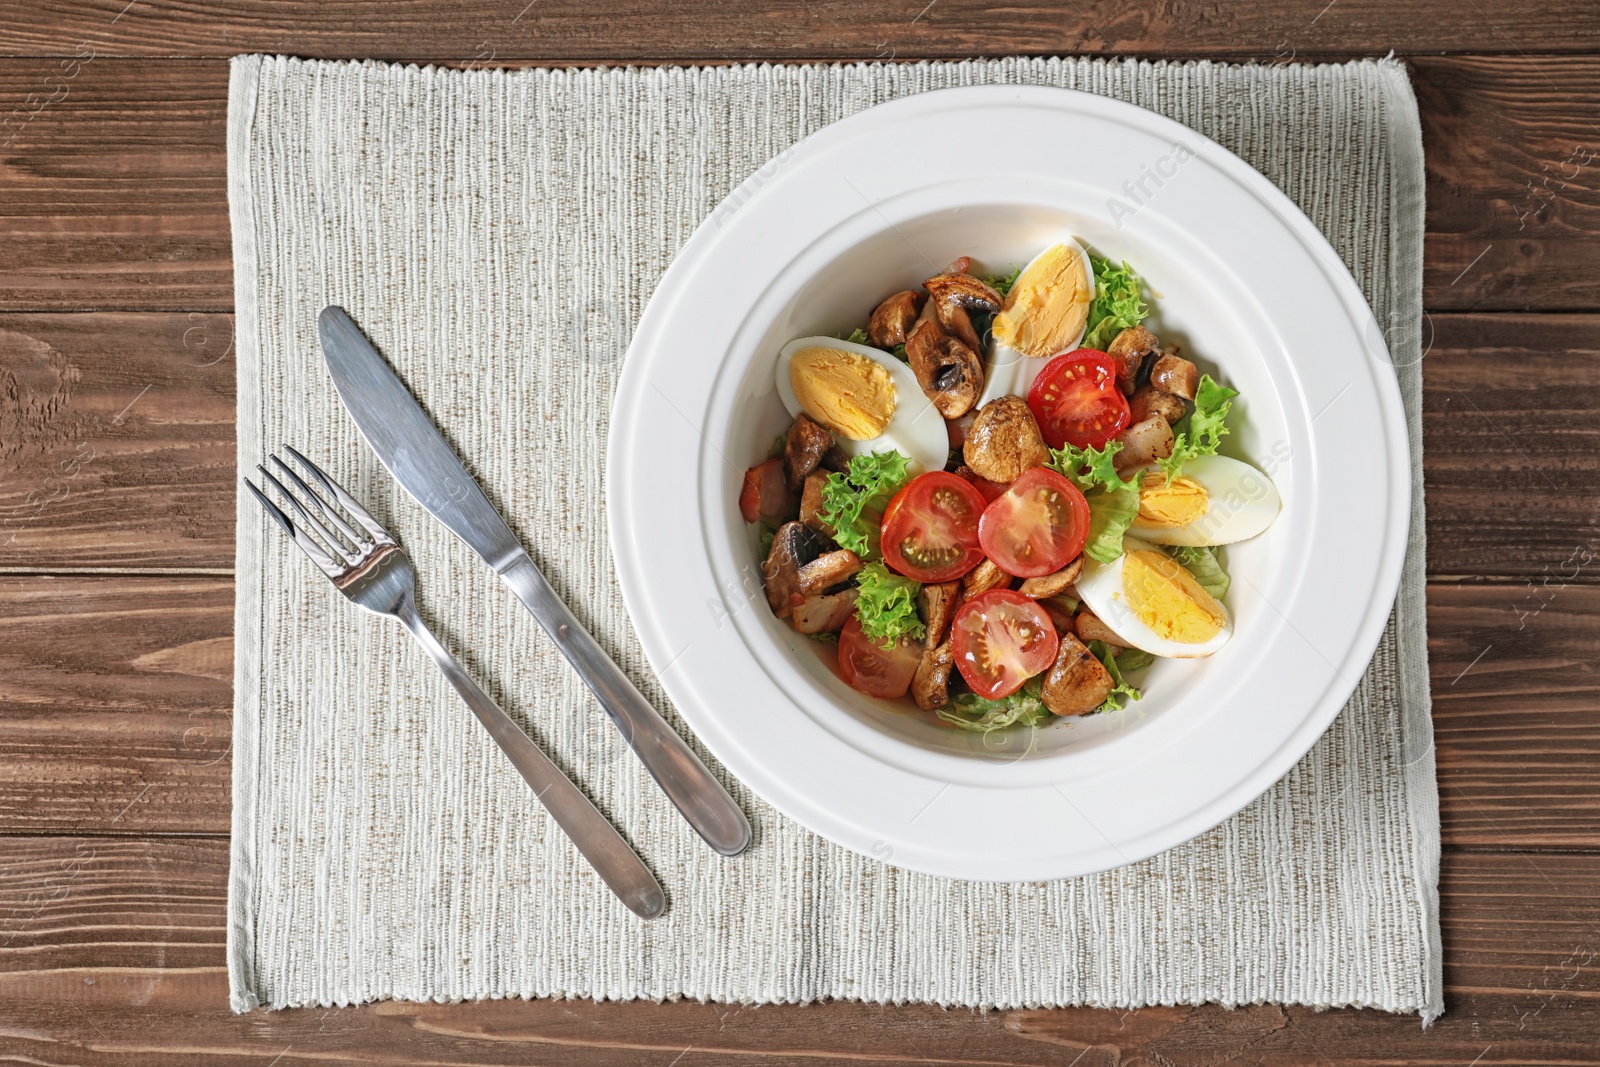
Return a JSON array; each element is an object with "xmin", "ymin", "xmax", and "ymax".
[
  {"xmin": 1122, "ymin": 549, "xmax": 1227, "ymax": 644},
  {"xmin": 990, "ymin": 243, "xmax": 1092, "ymax": 358},
  {"xmin": 1135, "ymin": 471, "xmax": 1210, "ymax": 529},
  {"xmin": 788, "ymin": 346, "xmax": 896, "ymax": 441}
]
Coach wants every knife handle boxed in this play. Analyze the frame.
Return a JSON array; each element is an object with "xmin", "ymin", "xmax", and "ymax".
[{"xmin": 499, "ymin": 554, "xmax": 753, "ymax": 857}]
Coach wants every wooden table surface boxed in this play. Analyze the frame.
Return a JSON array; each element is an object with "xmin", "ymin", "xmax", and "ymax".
[{"xmin": 3, "ymin": 3, "xmax": 1599, "ymax": 1063}]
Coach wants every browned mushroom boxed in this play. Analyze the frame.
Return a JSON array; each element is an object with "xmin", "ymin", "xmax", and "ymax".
[
  {"xmin": 820, "ymin": 445, "xmax": 851, "ymax": 473},
  {"xmin": 906, "ymin": 320, "xmax": 984, "ymax": 418},
  {"xmin": 924, "ymin": 272, "xmax": 1004, "ymax": 353},
  {"xmin": 1107, "ymin": 325, "xmax": 1161, "ymax": 396},
  {"xmin": 783, "ymin": 414, "xmax": 836, "ymax": 491},
  {"xmin": 918, "ymin": 580, "xmax": 961, "ymax": 650},
  {"xmin": 792, "ymin": 588, "xmax": 859, "ymax": 635},
  {"xmin": 867, "ymin": 290, "xmax": 926, "ymax": 349},
  {"xmin": 1073, "ymin": 608, "xmax": 1125, "ymax": 650},
  {"xmin": 799, "ymin": 470, "xmax": 832, "ymax": 534},
  {"xmin": 762, "ymin": 521, "xmax": 833, "ymax": 619},
  {"xmin": 1110, "ymin": 414, "xmax": 1176, "ymax": 477},
  {"xmin": 1039, "ymin": 596, "xmax": 1077, "ymax": 636},
  {"xmin": 797, "ymin": 549, "xmax": 863, "ymax": 596},
  {"xmin": 962, "ymin": 395, "xmax": 1050, "ymax": 483},
  {"xmin": 1129, "ymin": 384, "xmax": 1189, "ymax": 426},
  {"xmin": 1017, "ymin": 557, "xmax": 1083, "ymax": 599},
  {"xmin": 962, "ymin": 556, "xmax": 1013, "ymax": 598},
  {"xmin": 1147, "ymin": 352, "xmax": 1199, "ymax": 400},
  {"xmin": 912, "ymin": 641, "xmax": 955, "ymax": 711},
  {"xmin": 1041, "ymin": 632, "xmax": 1114, "ymax": 717}
]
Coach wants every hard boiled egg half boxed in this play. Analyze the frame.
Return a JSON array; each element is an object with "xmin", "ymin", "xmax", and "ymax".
[
  {"xmin": 1130, "ymin": 454, "xmax": 1281, "ymax": 547},
  {"xmin": 977, "ymin": 238, "xmax": 1096, "ymax": 407},
  {"xmin": 775, "ymin": 336, "xmax": 948, "ymax": 474},
  {"xmin": 1076, "ymin": 537, "xmax": 1233, "ymax": 658}
]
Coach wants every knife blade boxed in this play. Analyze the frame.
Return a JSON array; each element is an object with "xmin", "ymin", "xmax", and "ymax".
[{"xmin": 319, "ymin": 306, "xmax": 751, "ymax": 857}]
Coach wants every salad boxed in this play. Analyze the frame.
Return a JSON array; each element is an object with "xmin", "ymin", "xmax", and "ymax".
[{"xmin": 739, "ymin": 239, "xmax": 1281, "ymax": 733}]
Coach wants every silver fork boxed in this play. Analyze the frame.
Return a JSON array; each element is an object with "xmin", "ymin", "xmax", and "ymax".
[{"xmin": 245, "ymin": 446, "xmax": 665, "ymax": 920}]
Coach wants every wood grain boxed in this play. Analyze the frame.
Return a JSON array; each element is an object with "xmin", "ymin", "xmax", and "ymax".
[
  {"xmin": 2, "ymin": 1, "xmax": 1600, "ymax": 61},
  {"xmin": 1423, "ymin": 313, "xmax": 1600, "ymax": 578},
  {"xmin": 0, "ymin": 576, "xmax": 233, "ymax": 834},
  {"xmin": 3, "ymin": 58, "xmax": 1600, "ymax": 312},
  {"xmin": 3, "ymin": 574, "xmax": 1597, "ymax": 846},
  {"xmin": 0, "ymin": 837, "xmax": 1596, "ymax": 1065},
  {"xmin": 0, "ymin": 312, "xmax": 236, "ymax": 571}
]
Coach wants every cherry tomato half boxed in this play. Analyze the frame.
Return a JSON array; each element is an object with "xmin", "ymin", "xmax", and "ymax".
[
  {"xmin": 977, "ymin": 466, "xmax": 1091, "ymax": 578},
  {"xmin": 1027, "ymin": 349, "xmax": 1131, "ymax": 449},
  {"xmin": 950, "ymin": 589, "xmax": 1060, "ymax": 700},
  {"xmin": 880, "ymin": 471, "xmax": 987, "ymax": 583},
  {"xmin": 836, "ymin": 614, "xmax": 922, "ymax": 699}
]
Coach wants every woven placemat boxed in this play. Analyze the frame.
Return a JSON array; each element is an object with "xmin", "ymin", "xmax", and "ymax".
[{"xmin": 227, "ymin": 54, "xmax": 1440, "ymax": 1021}]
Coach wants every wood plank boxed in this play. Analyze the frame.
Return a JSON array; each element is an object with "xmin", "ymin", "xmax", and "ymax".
[
  {"xmin": 2, "ymin": 57, "xmax": 1599, "ymax": 313},
  {"xmin": 4, "ymin": 575, "xmax": 1597, "ymax": 847},
  {"xmin": 0, "ymin": 312, "xmax": 236, "ymax": 571},
  {"xmin": 1423, "ymin": 313, "xmax": 1600, "ymax": 578},
  {"xmin": 3, "ymin": 0, "xmax": 1600, "ymax": 60},
  {"xmin": 0, "ymin": 576, "xmax": 233, "ymax": 835},
  {"xmin": 3, "ymin": 310, "xmax": 1592, "ymax": 577},
  {"xmin": 0, "ymin": 837, "xmax": 1596, "ymax": 1065},
  {"xmin": 1416, "ymin": 56, "xmax": 1600, "ymax": 311}
]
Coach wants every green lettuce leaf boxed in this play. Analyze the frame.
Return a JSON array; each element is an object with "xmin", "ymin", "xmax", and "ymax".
[
  {"xmin": 818, "ymin": 450, "xmax": 911, "ymax": 558},
  {"xmin": 1159, "ymin": 374, "xmax": 1238, "ymax": 479},
  {"xmin": 1048, "ymin": 440, "xmax": 1141, "ymax": 494},
  {"xmin": 853, "ymin": 560, "xmax": 925, "ymax": 649},
  {"xmin": 987, "ymin": 266, "xmax": 1022, "ymax": 298},
  {"xmin": 1082, "ymin": 256, "xmax": 1149, "ymax": 351},
  {"xmin": 936, "ymin": 676, "xmax": 1051, "ymax": 733},
  {"xmin": 842, "ymin": 327, "xmax": 874, "ymax": 347},
  {"xmin": 1167, "ymin": 545, "xmax": 1230, "ymax": 600},
  {"xmin": 1082, "ymin": 474, "xmax": 1144, "ymax": 564},
  {"xmin": 1086, "ymin": 640, "xmax": 1144, "ymax": 713}
]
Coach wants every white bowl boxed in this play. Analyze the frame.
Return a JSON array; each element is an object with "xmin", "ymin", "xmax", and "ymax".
[{"xmin": 608, "ymin": 86, "xmax": 1409, "ymax": 880}]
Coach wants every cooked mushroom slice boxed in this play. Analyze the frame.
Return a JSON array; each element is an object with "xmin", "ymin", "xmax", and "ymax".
[
  {"xmin": 784, "ymin": 414, "xmax": 836, "ymax": 491},
  {"xmin": 868, "ymin": 289, "xmax": 927, "ymax": 349},
  {"xmin": 924, "ymin": 272, "xmax": 1004, "ymax": 353},
  {"xmin": 912, "ymin": 641, "xmax": 956, "ymax": 711},
  {"xmin": 792, "ymin": 587, "xmax": 859, "ymax": 635},
  {"xmin": 762, "ymin": 521, "xmax": 832, "ymax": 618},
  {"xmin": 962, "ymin": 556, "xmax": 1013, "ymax": 598},
  {"xmin": 906, "ymin": 320, "xmax": 984, "ymax": 418},
  {"xmin": 918, "ymin": 580, "xmax": 962, "ymax": 649},
  {"xmin": 1110, "ymin": 414, "xmax": 1176, "ymax": 477},
  {"xmin": 1107, "ymin": 325, "xmax": 1161, "ymax": 396},
  {"xmin": 1041, "ymin": 632, "xmax": 1114, "ymax": 717},
  {"xmin": 1129, "ymin": 384, "xmax": 1189, "ymax": 427},
  {"xmin": 1147, "ymin": 352, "xmax": 1200, "ymax": 401},
  {"xmin": 1073, "ymin": 607, "xmax": 1125, "ymax": 650},
  {"xmin": 797, "ymin": 549, "xmax": 863, "ymax": 596},
  {"xmin": 820, "ymin": 445, "xmax": 851, "ymax": 473},
  {"xmin": 1039, "ymin": 596, "xmax": 1077, "ymax": 636},
  {"xmin": 799, "ymin": 470, "xmax": 833, "ymax": 534},
  {"xmin": 962, "ymin": 395, "xmax": 1050, "ymax": 483},
  {"xmin": 1018, "ymin": 556, "xmax": 1083, "ymax": 599}
]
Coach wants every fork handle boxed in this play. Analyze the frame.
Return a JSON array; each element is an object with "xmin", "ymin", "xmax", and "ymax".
[
  {"xmin": 499, "ymin": 553, "xmax": 753, "ymax": 857},
  {"xmin": 393, "ymin": 598, "xmax": 665, "ymax": 920}
]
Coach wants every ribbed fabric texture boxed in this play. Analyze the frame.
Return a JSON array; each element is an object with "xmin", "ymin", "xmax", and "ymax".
[{"xmin": 227, "ymin": 55, "xmax": 1440, "ymax": 1022}]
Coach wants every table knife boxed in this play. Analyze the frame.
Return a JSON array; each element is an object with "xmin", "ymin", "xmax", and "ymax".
[{"xmin": 319, "ymin": 305, "xmax": 752, "ymax": 857}]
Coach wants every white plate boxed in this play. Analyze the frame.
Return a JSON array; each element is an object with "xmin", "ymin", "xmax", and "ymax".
[{"xmin": 608, "ymin": 86, "xmax": 1409, "ymax": 881}]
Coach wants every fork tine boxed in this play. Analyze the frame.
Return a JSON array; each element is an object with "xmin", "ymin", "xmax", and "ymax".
[
  {"xmin": 269, "ymin": 454, "xmax": 367, "ymax": 548},
  {"xmin": 285, "ymin": 445, "xmax": 394, "ymax": 546},
  {"xmin": 257, "ymin": 465, "xmax": 363, "ymax": 566},
  {"xmin": 245, "ymin": 478, "xmax": 344, "ymax": 578}
]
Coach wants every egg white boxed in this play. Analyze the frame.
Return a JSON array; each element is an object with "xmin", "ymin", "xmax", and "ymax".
[
  {"xmin": 976, "ymin": 237, "xmax": 1096, "ymax": 408},
  {"xmin": 774, "ymin": 336, "xmax": 949, "ymax": 475},
  {"xmin": 1130, "ymin": 454, "xmax": 1282, "ymax": 547},
  {"xmin": 1075, "ymin": 537, "xmax": 1234, "ymax": 659}
]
